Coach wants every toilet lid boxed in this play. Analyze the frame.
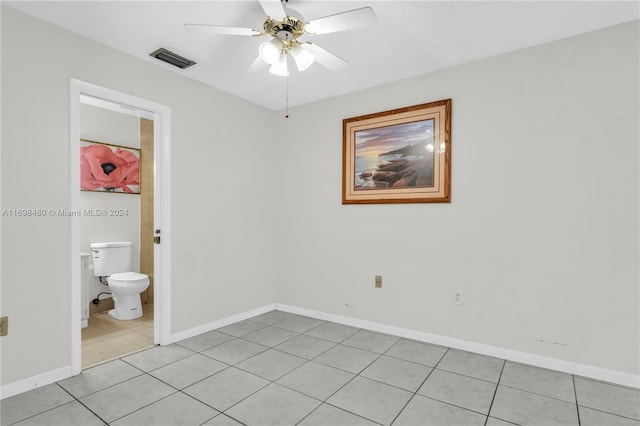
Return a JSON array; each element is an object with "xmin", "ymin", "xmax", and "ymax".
[{"xmin": 109, "ymin": 272, "xmax": 149, "ymax": 283}]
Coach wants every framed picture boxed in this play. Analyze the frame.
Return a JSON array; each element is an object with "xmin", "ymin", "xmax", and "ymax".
[
  {"xmin": 342, "ymin": 99, "xmax": 451, "ymax": 204},
  {"xmin": 80, "ymin": 139, "xmax": 141, "ymax": 194}
]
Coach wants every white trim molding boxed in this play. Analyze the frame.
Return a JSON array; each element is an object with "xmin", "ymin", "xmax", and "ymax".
[
  {"xmin": 170, "ymin": 304, "xmax": 277, "ymax": 344},
  {"xmin": 275, "ymin": 304, "xmax": 640, "ymax": 389},
  {"xmin": 0, "ymin": 367, "xmax": 71, "ymax": 400},
  {"xmin": 69, "ymin": 79, "xmax": 172, "ymax": 376},
  {"xmin": 4, "ymin": 302, "xmax": 637, "ymax": 400}
]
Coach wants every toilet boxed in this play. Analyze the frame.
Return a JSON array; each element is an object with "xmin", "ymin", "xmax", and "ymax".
[{"xmin": 90, "ymin": 242, "xmax": 149, "ymax": 320}]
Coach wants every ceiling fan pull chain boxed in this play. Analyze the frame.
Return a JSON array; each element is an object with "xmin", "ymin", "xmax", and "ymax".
[{"xmin": 285, "ymin": 65, "xmax": 289, "ymax": 119}]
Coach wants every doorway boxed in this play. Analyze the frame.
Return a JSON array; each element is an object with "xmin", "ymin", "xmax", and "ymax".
[{"xmin": 69, "ymin": 80, "xmax": 172, "ymax": 375}]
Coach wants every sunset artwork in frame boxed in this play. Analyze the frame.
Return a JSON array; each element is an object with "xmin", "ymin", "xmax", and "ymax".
[{"xmin": 342, "ymin": 99, "xmax": 451, "ymax": 204}]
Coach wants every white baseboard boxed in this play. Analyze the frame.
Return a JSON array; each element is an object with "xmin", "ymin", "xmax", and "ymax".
[
  {"xmin": 275, "ymin": 303, "xmax": 640, "ymax": 389},
  {"xmin": 4, "ymin": 302, "xmax": 637, "ymax": 400},
  {"xmin": 2, "ymin": 304, "xmax": 276, "ymax": 400},
  {"xmin": 169, "ymin": 303, "xmax": 277, "ymax": 344},
  {"xmin": 1, "ymin": 366, "xmax": 72, "ymax": 400}
]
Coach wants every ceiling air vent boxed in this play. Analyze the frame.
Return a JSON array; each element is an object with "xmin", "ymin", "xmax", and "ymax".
[{"xmin": 149, "ymin": 48, "xmax": 196, "ymax": 69}]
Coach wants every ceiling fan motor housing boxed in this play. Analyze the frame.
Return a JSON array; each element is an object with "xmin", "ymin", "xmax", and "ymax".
[{"xmin": 263, "ymin": 15, "xmax": 305, "ymax": 44}]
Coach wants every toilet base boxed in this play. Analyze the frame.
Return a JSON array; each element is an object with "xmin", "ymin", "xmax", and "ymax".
[{"xmin": 108, "ymin": 295, "xmax": 143, "ymax": 320}]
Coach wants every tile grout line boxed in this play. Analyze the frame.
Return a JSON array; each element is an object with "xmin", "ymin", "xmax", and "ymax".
[
  {"xmin": 55, "ymin": 382, "xmax": 110, "ymax": 426},
  {"xmin": 388, "ymin": 346, "xmax": 451, "ymax": 425},
  {"xmin": 21, "ymin": 310, "xmax": 633, "ymax": 426},
  {"xmin": 59, "ymin": 362, "xmax": 147, "ymax": 400},
  {"xmin": 573, "ymin": 375, "xmax": 582, "ymax": 426},
  {"xmin": 173, "ymin": 314, "xmax": 326, "ymax": 424},
  {"xmin": 214, "ymin": 325, "xmax": 305, "ymax": 422},
  {"xmin": 240, "ymin": 319, "xmax": 390, "ymax": 425},
  {"xmin": 483, "ymin": 358, "xmax": 506, "ymax": 426},
  {"xmin": 106, "ymin": 388, "xmax": 184, "ymax": 425}
]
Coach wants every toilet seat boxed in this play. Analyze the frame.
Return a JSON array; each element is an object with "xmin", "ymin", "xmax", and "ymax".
[{"xmin": 109, "ymin": 272, "xmax": 148, "ymax": 284}]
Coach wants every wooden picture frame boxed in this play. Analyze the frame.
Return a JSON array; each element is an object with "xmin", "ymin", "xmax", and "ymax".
[
  {"xmin": 342, "ymin": 99, "xmax": 451, "ymax": 204},
  {"xmin": 80, "ymin": 139, "xmax": 141, "ymax": 194}
]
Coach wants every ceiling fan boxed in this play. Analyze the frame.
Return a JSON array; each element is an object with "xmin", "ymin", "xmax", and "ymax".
[{"xmin": 185, "ymin": 0, "xmax": 376, "ymax": 76}]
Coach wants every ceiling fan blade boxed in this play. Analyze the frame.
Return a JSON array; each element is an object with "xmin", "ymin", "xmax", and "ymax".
[
  {"xmin": 184, "ymin": 24, "xmax": 261, "ymax": 36},
  {"xmin": 259, "ymin": 0, "xmax": 286, "ymax": 20},
  {"xmin": 305, "ymin": 7, "xmax": 376, "ymax": 35},
  {"xmin": 247, "ymin": 55, "xmax": 269, "ymax": 72},
  {"xmin": 303, "ymin": 43, "xmax": 348, "ymax": 71}
]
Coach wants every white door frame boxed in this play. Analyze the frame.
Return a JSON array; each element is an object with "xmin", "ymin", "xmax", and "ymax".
[{"xmin": 69, "ymin": 79, "xmax": 172, "ymax": 375}]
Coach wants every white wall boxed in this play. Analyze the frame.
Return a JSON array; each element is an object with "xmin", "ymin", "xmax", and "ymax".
[
  {"xmin": 80, "ymin": 104, "xmax": 141, "ymax": 300},
  {"xmin": 276, "ymin": 21, "xmax": 639, "ymax": 376},
  {"xmin": 1, "ymin": 4, "xmax": 637, "ymax": 391},
  {"xmin": 1, "ymin": 6, "xmax": 278, "ymax": 386}
]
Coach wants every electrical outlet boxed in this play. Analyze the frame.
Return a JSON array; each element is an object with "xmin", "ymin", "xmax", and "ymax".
[
  {"xmin": 453, "ymin": 291, "xmax": 463, "ymax": 305},
  {"xmin": 375, "ymin": 275, "xmax": 382, "ymax": 288},
  {"xmin": 0, "ymin": 316, "xmax": 8, "ymax": 337}
]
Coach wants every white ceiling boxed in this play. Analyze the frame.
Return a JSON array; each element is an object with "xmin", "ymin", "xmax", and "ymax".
[{"xmin": 5, "ymin": 1, "xmax": 639, "ymax": 111}]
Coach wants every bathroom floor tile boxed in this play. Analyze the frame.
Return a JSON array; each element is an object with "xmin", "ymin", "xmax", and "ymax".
[
  {"xmin": 500, "ymin": 361, "xmax": 575, "ymax": 402},
  {"xmin": 361, "ymin": 355, "xmax": 432, "ymax": 392},
  {"xmin": 276, "ymin": 360, "xmax": 355, "ymax": 400},
  {"xmin": 489, "ymin": 385, "xmax": 579, "ymax": 425},
  {"xmin": 235, "ymin": 349, "xmax": 306, "ymax": 381},
  {"xmin": 201, "ymin": 338, "xmax": 268, "ymax": 365},
  {"xmin": 82, "ymin": 304, "xmax": 154, "ymax": 368},
  {"xmin": 79, "ymin": 375, "xmax": 176, "ymax": 423},
  {"xmin": 342, "ymin": 329, "xmax": 401, "ymax": 354},
  {"xmin": 304, "ymin": 322, "xmax": 360, "ymax": 343},
  {"xmin": 327, "ymin": 376, "xmax": 412, "ymax": 425},
  {"xmin": 298, "ymin": 403, "xmax": 379, "ymax": 426},
  {"xmin": 182, "ymin": 367, "xmax": 269, "ymax": 412},
  {"xmin": 574, "ymin": 376, "xmax": 640, "ymax": 420},
  {"xmin": 58, "ymin": 359, "xmax": 143, "ymax": 398},
  {"xmin": 241, "ymin": 325, "xmax": 299, "ymax": 347},
  {"xmin": 175, "ymin": 330, "xmax": 234, "ymax": 352},
  {"xmin": 82, "ymin": 336, "xmax": 154, "ymax": 368},
  {"xmin": 393, "ymin": 394, "xmax": 487, "ymax": 426},
  {"xmin": 436, "ymin": 348, "xmax": 505, "ymax": 383},
  {"xmin": 418, "ymin": 369, "xmax": 497, "ymax": 414},
  {"xmin": 11, "ymin": 401, "xmax": 105, "ymax": 426},
  {"xmin": 275, "ymin": 333, "xmax": 336, "ymax": 359},
  {"xmin": 225, "ymin": 383, "xmax": 321, "ymax": 425},
  {"xmin": 149, "ymin": 353, "xmax": 228, "ymax": 389},
  {"xmin": 121, "ymin": 344, "xmax": 194, "ymax": 372},
  {"xmin": 111, "ymin": 392, "xmax": 219, "ymax": 426},
  {"xmin": 384, "ymin": 338, "xmax": 448, "ymax": 367},
  {"xmin": 0, "ymin": 384, "xmax": 75, "ymax": 426},
  {"xmin": 313, "ymin": 344, "xmax": 379, "ymax": 374}
]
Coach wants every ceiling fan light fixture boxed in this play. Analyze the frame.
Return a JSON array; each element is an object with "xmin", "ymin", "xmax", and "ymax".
[
  {"xmin": 291, "ymin": 44, "xmax": 315, "ymax": 71},
  {"xmin": 269, "ymin": 53, "xmax": 289, "ymax": 76},
  {"xmin": 259, "ymin": 38, "xmax": 282, "ymax": 65}
]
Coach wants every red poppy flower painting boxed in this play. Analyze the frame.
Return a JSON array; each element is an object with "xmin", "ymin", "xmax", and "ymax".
[{"xmin": 80, "ymin": 140, "xmax": 140, "ymax": 193}]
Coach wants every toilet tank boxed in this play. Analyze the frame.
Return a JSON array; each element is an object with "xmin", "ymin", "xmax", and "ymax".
[{"xmin": 90, "ymin": 242, "xmax": 133, "ymax": 277}]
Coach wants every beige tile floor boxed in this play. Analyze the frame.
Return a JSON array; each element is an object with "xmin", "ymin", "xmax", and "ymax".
[{"xmin": 82, "ymin": 303, "xmax": 154, "ymax": 368}]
